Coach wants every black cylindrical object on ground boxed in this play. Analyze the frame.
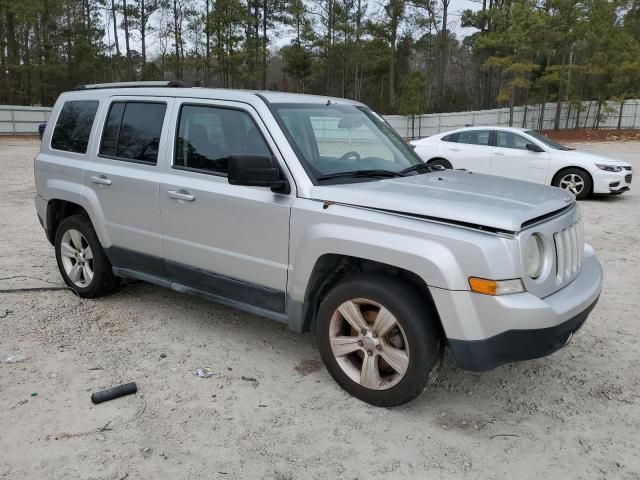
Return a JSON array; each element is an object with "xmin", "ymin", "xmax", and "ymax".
[{"xmin": 91, "ymin": 382, "xmax": 137, "ymax": 404}]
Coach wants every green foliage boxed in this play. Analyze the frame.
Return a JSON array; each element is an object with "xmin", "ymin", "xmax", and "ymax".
[{"xmin": 0, "ymin": 0, "xmax": 639, "ymax": 117}]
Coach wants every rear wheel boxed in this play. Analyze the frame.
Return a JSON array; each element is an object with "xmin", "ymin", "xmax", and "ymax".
[
  {"xmin": 55, "ymin": 215, "xmax": 119, "ymax": 298},
  {"xmin": 553, "ymin": 168, "xmax": 592, "ymax": 200},
  {"xmin": 428, "ymin": 158, "xmax": 452, "ymax": 170},
  {"xmin": 316, "ymin": 274, "xmax": 443, "ymax": 407}
]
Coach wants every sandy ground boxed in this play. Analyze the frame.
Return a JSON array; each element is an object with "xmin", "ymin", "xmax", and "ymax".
[{"xmin": 1, "ymin": 138, "xmax": 639, "ymax": 480}]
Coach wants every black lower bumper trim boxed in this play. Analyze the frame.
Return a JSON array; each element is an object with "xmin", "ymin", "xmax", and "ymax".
[{"xmin": 448, "ymin": 297, "xmax": 599, "ymax": 372}]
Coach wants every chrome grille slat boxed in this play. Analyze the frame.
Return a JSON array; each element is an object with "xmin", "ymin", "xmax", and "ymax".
[{"xmin": 554, "ymin": 215, "xmax": 584, "ymax": 286}]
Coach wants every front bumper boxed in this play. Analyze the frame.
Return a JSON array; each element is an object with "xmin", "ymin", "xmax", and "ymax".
[
  {"xmin": 431, "ymin": 249, "xmax": 603, "ymax": 371},
  {"xmin": 592, "ymin": 170, "xmax": 632, "ymax": 194}
]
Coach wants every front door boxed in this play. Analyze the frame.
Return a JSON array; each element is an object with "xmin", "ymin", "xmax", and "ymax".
[
  {"xmin": 491, "ymin": 130, "xmax": 550, "ymax": 183},
  {"xmin": 158, "ymin": 99, "xmax": 293, "ymax": 313}
]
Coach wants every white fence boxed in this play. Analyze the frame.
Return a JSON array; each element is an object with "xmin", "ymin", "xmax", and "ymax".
[
  {"xmin": 385, "ymin": 99, "xmax": 640, "ymax": 139},
  {"xmin": 2, "ymin": 99, "xmax": 640, "ymax": 138},
  {"xmin": 0, "ymin": 105, "xmax": 52, "ymax": 134}
]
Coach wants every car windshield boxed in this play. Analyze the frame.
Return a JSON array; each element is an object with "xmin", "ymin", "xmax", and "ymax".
[
  {"xmin": 272, "ymin": 103, "xmax": 423, "ymax": 183},
  {"xmin": 525, "ymin": 130, "xmax": 571, "ymax": 150}
]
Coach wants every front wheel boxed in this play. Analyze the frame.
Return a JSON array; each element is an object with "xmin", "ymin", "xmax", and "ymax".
[
  {"xmin": 316, "ymin": 274, "xmax": 443, "ymax": 407},
  {"xmin": 553, "ymin": 168, "xmax": 592, "ymax": 200},
  {"xmin": 428, "ymin": 158, "xmax": 453, "ymax": 170}
]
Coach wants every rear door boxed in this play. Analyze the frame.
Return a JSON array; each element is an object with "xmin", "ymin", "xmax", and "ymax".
[
  {"xmin": 85, "ymin": 97, "xmax": 174, "ymax": 275},
  {"xmin": 441, "ymin": 130, "xmax": 493, "ymax": 172},
  {"xmin": 491, "ymin": 130, "xmax": 550, "ymax": 183},
  {"xmin": 158, "ymin": 99, "xmax": 293, "ymax": 313}
]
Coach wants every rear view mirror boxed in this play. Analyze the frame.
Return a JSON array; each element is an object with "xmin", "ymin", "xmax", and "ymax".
[
  {"xmin": 338, "ymin": 116, "xmax": 364, "ymax": 129},
  {"xmin": 526, "ymin": 143, "xmax": 544, "ymax": 153},
  {"xmin": 227, "ymin": 155, "xmax": 289, "ymax": 193}
]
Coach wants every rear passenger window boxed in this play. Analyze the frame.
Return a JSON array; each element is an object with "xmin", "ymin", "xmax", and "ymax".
[
  {"xmin": 174, "ymin": 105, "xmax": 271, "ymax": 175},
  {"xmin": 99, "ymin": 102, "xmax": 166, "ymax": 164},
  {"xmin": 457, "ymin": 130, "xmax": 491, "ymax": 146},
  {"xmin": 51, "ymin": 101, "xmax": 99, "ymax": 154},
  {"xmin": 442, "ymin": 133, "xmax": 458, "ymax": 142}
]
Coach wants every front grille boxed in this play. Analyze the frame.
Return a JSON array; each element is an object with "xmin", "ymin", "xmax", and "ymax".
[
  {"xmin": 626, "ymin": 174, "xmax": 632, "ymax": 184},
  {"xmin": 624, "ymin": 166, "xmax": 632, "ymax": 171},
  {"xmin": 554, "ymin": 218, "xmax": 584, "ymax": 285}
]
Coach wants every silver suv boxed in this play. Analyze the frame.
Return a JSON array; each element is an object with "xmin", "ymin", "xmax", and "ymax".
[{"xmin": 34, "ymin": 82, "xmax": 603, "ymax": 406}]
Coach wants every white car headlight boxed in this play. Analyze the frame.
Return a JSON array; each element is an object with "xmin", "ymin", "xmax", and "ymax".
[
  {"xmin": 524, "ymin": 234, "xmax": 544, "ymax": 279},
  {"xmin": 596, "ymin": 163, "xmax": 623, "ymax": 172}
]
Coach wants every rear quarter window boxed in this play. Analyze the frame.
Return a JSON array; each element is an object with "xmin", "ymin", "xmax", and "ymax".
[{"xmin": 51, "ymin": 101, "xmax": 99, "ymax": 154}]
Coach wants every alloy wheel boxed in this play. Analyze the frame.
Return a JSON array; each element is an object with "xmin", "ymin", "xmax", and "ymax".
[
  {"xmin": 60, "ymin": 229, "xmax": 94, "ymax": 288},
  {"xmin": 559, "ymin": 173, "xmax": 585, "ymax": 195},
  {"xmin": 329, "ymin": 298, "xmax": 410, "ymax": 390}
]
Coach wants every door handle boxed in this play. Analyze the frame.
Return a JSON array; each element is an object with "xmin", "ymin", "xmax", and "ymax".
[
  {"xmin": 449, "ymin": 148, "xmax": 461, "ymax": 152},
  {"xmin": 493, "ymin": 151, "xmax": 505, "ymax": 156},
  {"xmin": 167, "ymin": 190, "xmax": 195, "ymax": 202},
  {"xmin": 90, "ymin": 175, "xmax": 112, "ymax": 185}
]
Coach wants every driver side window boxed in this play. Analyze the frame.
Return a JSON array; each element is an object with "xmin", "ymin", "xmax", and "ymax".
[
  {"xmin": 174, "ymin": 104, "xmax": 272, "ymax": 176},
  {"xmin": 496, "ymin": 131, "xmax": 529, "ymax": 150}
]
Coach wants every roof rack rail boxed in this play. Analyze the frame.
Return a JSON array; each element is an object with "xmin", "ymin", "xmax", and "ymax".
[{"xmin": 74, "ymin": 81, "xmax": 191, "ymax": 91}]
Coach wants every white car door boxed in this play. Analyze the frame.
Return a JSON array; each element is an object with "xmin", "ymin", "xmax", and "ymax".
[
  {"xmin": 441, "ymin": 130, "xmax": 493, "ymax": 172},
  {"xmin": 491, "ymin": 131, "xmax": 550, "ymax": 183}
]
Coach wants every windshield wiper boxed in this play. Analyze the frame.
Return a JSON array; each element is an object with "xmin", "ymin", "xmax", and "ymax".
[
  {"xmin": 400, "ymin": 163, "xmax": 437, "ymax": 174},
  {"xmin": 317, "ymin": 169, "xmax": 406, "ymax": 181}
]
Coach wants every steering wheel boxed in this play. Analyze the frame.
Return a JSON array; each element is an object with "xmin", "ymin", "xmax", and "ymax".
[{"xmin": 339, "ymin": 151, "xmax": 361, "ymax": 163}]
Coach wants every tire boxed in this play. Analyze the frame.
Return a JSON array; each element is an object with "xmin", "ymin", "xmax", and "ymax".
[
  {"xmin": 54, "ymin": 214, "xmax": 120, "ymax": 298},
  {"xmin": 316, "ymin": 274, "xmax": 443, "ymax": 407},
  {"xmin": 553, "ymin": 168, "xmax": 592, "ymax": 200},
  {"xmin": 428, "ymin": 158, "xmax": 452, "ymax": 170}
]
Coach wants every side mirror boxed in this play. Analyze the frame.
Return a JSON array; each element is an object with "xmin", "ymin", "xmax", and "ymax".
[
  {"xmin": 227, "ymin": 155, "xmax": 289, "ymax": 193},
  {"xmin": 526, "ymin": 143, "xmax": 544, "ymax": 153}
]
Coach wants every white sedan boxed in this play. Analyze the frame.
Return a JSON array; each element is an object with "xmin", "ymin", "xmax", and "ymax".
[{"xmin": 409, "ymin": 126, "xmax": 632, "ymax": 199}]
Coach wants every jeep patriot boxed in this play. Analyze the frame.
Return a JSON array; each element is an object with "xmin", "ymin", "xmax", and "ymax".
[{"xmin": 34, "ymin": 81, "xmax": 603, "ymax": 406}]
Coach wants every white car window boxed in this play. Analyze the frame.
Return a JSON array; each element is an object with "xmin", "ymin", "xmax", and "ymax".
[
  {"xmin": 457, "ymin": 130, "xmax": 491, "ymax": 146},
  {"xmin": 496, "ymin": 131, "xmax": 529, "ymax": 150}
]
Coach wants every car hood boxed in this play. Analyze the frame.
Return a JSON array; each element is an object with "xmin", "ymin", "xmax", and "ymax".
[
  {"xmin": 309, "ymin": 170, "xmax": 575, "ymax": 233},
  {"xmin": 554, "ymin": 149, "xmax": 631, "ymax": 167}
]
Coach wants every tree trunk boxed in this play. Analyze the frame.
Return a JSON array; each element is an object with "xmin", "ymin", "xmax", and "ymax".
[
  {"xmin": 6, "ymin": 10, "xmax": 18, "ymax": 104},
  {"xmin": 389, "ymin": 0, "xmax": 401, "ymax": 112},
  {"xmin": 122, "ymin": 0, "xmax": 132, "ymax": 77},
  {"xmin": 262, "ymin": 0, "xmax": 267, "ymax": 89},
  {"xmin": 439, "ymin": 0, "xmax": 450, "ymax": 104},
  {"xmin": 617, "ymin": 100, "xmax": 625, "ymax": 130},
  {"xmin": 140, "ymin": 0, "xmax": 147, "ymax": 79},
  {"xmin": 173, "ymin": 0, "xmax": 181, "ymax": 79},
  {"xmin": 583, "ymin": 101, "xmax": 592, "ymax": 129},
  {"xmin": 325, "ymin": 0, "xmax": 333, "ymax": 95},
  {"xmin": 538, "ymin": 87, "xmax": 548, "ymax": 131},
  {"xmin": 205, "ymin": 0, "xmax": 210, "ymax": 85},
  {"xmin": 111, "ymin": 0, "xmax": 121, "ymax": 56},
  {"xmin": 554, "ymin": 98, "xmax": 562, "ymax": 131},
  {"xmin": 354, "ymin": 0, "xmax": 362, "ymax": 100},
  {"xmin": 508, "ymin": 87, "xmax": 515, "ymax": 126}
]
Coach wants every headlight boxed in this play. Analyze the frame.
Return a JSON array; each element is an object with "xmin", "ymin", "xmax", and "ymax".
[
  {"xmin": 524, "ymin": 234, "xmax": 544, "ymax": 279},
  {"xmin": 596, "ymin": 164, "xmax": 622, "ymax": 172}
]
